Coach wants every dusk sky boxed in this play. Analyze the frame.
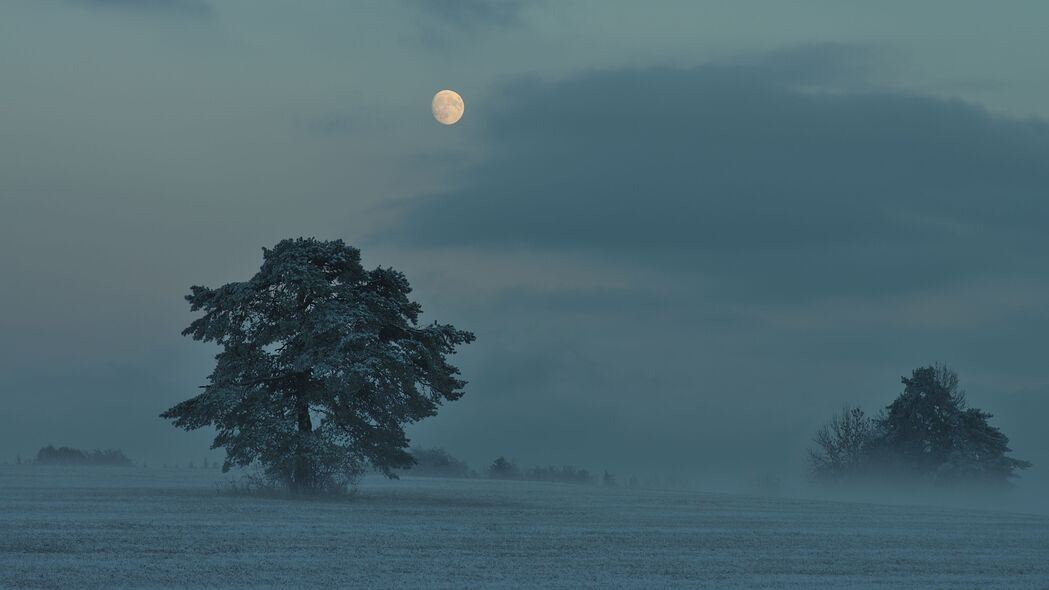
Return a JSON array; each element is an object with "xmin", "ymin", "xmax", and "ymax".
[{"xmin": 2, "ymin": 0, "xmax": 1048, "ymax": 493}]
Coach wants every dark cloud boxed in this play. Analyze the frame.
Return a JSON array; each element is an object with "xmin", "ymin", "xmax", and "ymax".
[
  {"xmin": 390, "ymin": 49, "xmax": 1049, "ymax": 303},
  {"xmin": 67, "ymin": 0, "xmax": 213, "ymax": 19}
]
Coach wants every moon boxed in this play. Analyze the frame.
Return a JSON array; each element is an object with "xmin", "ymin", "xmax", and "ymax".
[{"xmin": 432, "ymin": 89, "xmax": 464, "ymax": 125}]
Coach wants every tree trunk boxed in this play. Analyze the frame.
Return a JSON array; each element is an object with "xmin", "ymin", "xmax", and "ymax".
[
  {"xmin": 292, "ymin": 397, "xmax": 313, "ymax": 492},
  {"xmin": 291, "ymin": 289, "xmax": 315, "ymax": 493}
]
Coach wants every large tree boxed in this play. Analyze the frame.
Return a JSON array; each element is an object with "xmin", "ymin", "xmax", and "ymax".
[
  {"xmin": 874, "ymin": 364, "xmax": 967, "ymax": 473},
  {"xmin": 161, "ymin": 238, "xmax": 474, "ymax": 493},
  {"xmin": 874, "ymin": 365, "xmax": 1030, "ymax": 484}
]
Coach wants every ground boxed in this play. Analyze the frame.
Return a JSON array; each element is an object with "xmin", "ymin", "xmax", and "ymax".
[{"xmin": 1, "ymin": 465, "xmax": 1047, "ymax": 589}]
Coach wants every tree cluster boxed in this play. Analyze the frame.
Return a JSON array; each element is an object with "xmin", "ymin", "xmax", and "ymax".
[
  {"xmin": 35, "ymin": 446, "xmax": 133, "ymax": 467},
  {"xmin": 810, "ymin": 365, "xmax": 1030, "ymax": 487},
  {"xmin": 485, "ymin": 457, "xmax": 626, "ymax": 487}
]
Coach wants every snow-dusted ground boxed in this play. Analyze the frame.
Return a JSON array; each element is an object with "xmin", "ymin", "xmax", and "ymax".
[{"xmin": 1, "ymin": 466, "xmax": 1047, "ymax": 589}]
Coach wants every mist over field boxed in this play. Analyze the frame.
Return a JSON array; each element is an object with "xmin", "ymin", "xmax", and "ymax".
[
  {"xmin": 2, "ymin": 1, "xmax": 1049, "ymax": 588},
  {"xmin": 3, "ymin": 466, "xmax": 1048, "ymax": 589}
]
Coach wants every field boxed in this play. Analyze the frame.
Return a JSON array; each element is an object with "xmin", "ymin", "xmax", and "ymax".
[{"xmin": 1, "ymin": 466, "xmax": 1048, "ymax": 589}]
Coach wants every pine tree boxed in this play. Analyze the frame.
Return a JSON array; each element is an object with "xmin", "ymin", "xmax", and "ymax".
[
  {"xmin": 876, "ymin": 364, "xmax": 966, "ymax": 473},
  {"xmin": 161, "ymin": 238, "xmax": 474, "ymax": 493},
  {"xmin": 937, "ymin": 408, "xmax": 1031, "ymax": 483}
]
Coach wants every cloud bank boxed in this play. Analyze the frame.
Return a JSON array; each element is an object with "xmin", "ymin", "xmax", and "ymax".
[{"xmin": 392, "ymin": 49, "xmax": 1049, "ymax": 304}]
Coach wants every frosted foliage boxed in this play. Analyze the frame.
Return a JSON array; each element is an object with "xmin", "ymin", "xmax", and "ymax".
[{"xmin": 161, "ymin": 238, "xmax": 474, "ymax": 492}]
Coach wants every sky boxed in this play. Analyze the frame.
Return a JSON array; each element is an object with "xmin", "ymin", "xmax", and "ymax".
[{"xmin": 1, "ymin": 0, "xmax": 1048, "ymax": 497}]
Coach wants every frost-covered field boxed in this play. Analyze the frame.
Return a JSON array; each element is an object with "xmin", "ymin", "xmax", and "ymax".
[{"xmin": 1, "ymin": 466, "xmax": 1047, "ymax": 589}]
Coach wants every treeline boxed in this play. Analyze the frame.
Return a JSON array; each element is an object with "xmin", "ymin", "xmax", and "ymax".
[
  {"xmin": 403, "ymin": 447, "xmax": 661, "ymax": 488},
  {"xmin": 487, "ymin": 456, "xmax": 606, "ymax": 485},
  {"xmin": 15, "ymin": 449, "xmax": 225, "ymax": 469},
  {"xmin": 35, "ymin": 446, "xmax": 133, "ymax": 467},
  {"xmin": 810, "ymin": 364, "xmax": 1030, "ymax": 488}
]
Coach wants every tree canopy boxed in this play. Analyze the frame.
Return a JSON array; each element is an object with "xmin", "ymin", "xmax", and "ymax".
[{"xmin": 161, "ymin": 238, "xmax": 474, "ymax": 493}]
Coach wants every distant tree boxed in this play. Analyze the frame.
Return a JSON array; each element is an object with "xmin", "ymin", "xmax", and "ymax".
[
  {"xmin": 488, "ymin": 456, "xmax": 519, "ymax": 480},
  {"xmin": 809, "ymin": 405, "xmax": 876, "ymax": 482},
  {"xmin": 37, "ymin": 445, "xmax": 88, "ymax": 465},
  {"xmin": 602, "ymin": 471, "xmax": 617, "ymax": 487},
  {"xmin": 875, "ymin": 364, "xmax": 966, "ymax": 473},
  {"xmin": 570, "ymin": 467, "xmax": 593, "ymax": 485},
  {"xmin": 161, "ymin": 238, "xmax": 474, "ymax": 494},
  {"xmin": 89, "ymin": 449, "xmax": 133, "ymax": 466},
  {"xmin": 809, "ymin": 364, "xmax": 1030, "ymax": 487},
  {"xmin": 875, "ymin": 365, "xmax": 1030, "ymax": 484},
  {"xmin": 522, "ymin": 465, "xmax": 594, "ymax": 485},
  {"xmin": 403, "ymin": 447, "xmax": 472, "ymax": 478},
  {"xmin": 15, "ymin": 455, "xmax": 21, "ymax": 465}
]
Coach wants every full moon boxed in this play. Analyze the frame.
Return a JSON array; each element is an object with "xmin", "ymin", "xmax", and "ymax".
[{"xmin": 432, "ymin": 89, "xmax": 464, "ymax": 125}]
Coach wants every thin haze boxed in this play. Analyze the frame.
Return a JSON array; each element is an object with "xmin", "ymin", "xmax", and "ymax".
[{"xmin": 1, "ymin": 1, "xmax": 1048, "ymax": 503}]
